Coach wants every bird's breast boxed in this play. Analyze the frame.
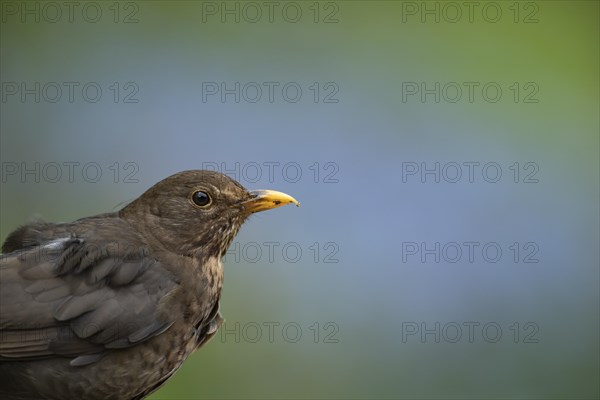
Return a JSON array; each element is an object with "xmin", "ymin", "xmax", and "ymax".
[{"xmin": 202, "ymin": 256, "xmax": 224, "ymax": 297}]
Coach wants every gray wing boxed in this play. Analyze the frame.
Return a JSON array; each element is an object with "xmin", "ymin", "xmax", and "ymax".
[{"xmin": 0, "ymin": 237, "xmax": 178, "ymax": 366}]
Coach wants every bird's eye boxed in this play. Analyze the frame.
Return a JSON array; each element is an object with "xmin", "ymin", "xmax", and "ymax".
[{"xmin": 190, "ymin": 191, "xmax": 212, "ymax": 208}]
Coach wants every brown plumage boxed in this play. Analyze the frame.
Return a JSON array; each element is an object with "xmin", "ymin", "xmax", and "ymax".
[{"xmin": 0, "ymin": 170, "xmax": 299, "ymax": 399}]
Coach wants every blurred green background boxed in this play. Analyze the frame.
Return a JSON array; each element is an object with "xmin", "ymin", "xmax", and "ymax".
[{"xmin": 1, "ymin": 1, "xmax": 598, "ymax": 399}]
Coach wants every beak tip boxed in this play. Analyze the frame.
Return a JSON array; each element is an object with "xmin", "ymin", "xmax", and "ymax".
[{"xmin": 244, "ymin": 190, "xmax": 300, "ymax": 213}]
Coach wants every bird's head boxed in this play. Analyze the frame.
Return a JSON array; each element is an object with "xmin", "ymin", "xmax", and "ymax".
[{"xmin": 120, "ymin": 170, "xmax": 299, "ymax": 258}]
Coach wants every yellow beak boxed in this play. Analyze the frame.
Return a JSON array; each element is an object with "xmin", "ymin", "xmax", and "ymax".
[{"xmin": 242, "ymin": 190, "xmax": 300, "ymax": 214}]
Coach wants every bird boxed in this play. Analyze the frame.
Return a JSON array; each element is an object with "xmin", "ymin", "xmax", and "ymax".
[{"xmin": 0, "ymin": 170, "xmax": 299, "ymax": 399}]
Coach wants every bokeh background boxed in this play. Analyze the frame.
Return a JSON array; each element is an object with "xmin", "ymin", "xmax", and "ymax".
[{"xmin": 1, "ymin": 1, "xmax": 598, "ymax": 398}]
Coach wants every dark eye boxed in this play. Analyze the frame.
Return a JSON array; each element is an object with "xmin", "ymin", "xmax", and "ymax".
[{"xmin": 191, "ymin": 191, "xmax": 212, "ymax": 208}]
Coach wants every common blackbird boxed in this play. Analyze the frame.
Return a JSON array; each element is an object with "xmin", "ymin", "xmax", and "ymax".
[{"xmin": 0, "ymin": 170, "xmax": 299, "ymax": 399}]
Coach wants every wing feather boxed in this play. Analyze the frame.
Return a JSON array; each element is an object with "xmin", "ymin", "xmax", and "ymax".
[{"xmin": 0, "ymin": 236, "xmax": 178, "ymax": 365}]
